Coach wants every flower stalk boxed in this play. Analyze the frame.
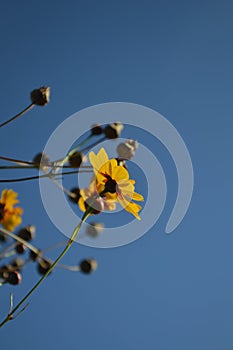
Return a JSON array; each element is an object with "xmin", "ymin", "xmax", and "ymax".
[{"xmin": 0, "ymin": 210, "xmax": 90, "ymax": 329}]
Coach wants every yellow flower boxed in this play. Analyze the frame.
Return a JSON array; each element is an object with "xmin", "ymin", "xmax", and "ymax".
[
  {"xmin": 89, "ymin": 148, "xmax": 144, "ymax": 220},
  {"xmin": 0, "ymin": 189, "xmax": 23, "ymax": 231},
  {"xmin": 78, "ymin": 179, "xmax": 116, "ymax": 213}
]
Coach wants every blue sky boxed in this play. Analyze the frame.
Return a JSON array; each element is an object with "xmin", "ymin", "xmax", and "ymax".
[{"xmin": 0, "ymin": 0, "xmax": 233, "ymax": 349}]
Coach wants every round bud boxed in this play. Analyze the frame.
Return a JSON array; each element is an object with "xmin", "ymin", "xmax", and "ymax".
[
  {"xmin": 30, "ymin": 86, "xmax": 50, "ymax": 106},
  {"xmin": 33, "ymin": 152, "xmax": 50, "ymax": 169},
  {"xmin": 86, "ymin": 222, "xmax": 105, "ymax": 238},
  {"xmin": 91, "ymin": 124, "xmax": 103, "ymax": 135},
  {"xmin": 104, "ymin": 122, "xmax": 123, "ymax": 139},
  {"xmin": 68, "ymin": 152, "xmax": 83, "ymax": 168},
  {"xmin": 15, "ymin": 243, "xmax": 26, "ymax": 254},
  {"xmin": 29, "ymin": 249, "xmax": 42, "ymax": 262},
  {"xmin": 0, "ymin": 232, "xmax": 7, "ymax": 242},
  {"xmin": 37, "ymin": 259, "xmax": 52, "ymax": 275},
  {"xmin": 18, "ymin": 225, "xmax": 35, "ymax": 241},
  {"xmin": 10, "ymin": 258, "xmax": 24, "ymax": 270},
  {"xmin": 79, "ymin": 259, "xmax": 98, "ymax": 274},
  {"xmin": 117, "ymin": 142, "xmax": 135, "ymax": 160},
  {"xmin": 6, "ymin": 270, "xmax": 22, "ymax": 285},
  {"xmin": 85, "ymin": 196, "xmax": 105, "ymax": 215},
  {"xmin": 68, "ymin": 187, "xmax": 81, "ymax": 204}
]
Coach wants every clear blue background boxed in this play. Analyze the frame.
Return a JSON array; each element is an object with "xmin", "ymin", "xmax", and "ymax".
[{"xmin": 0, "ymin": 0, "xmax": 233, "ymax": 349}]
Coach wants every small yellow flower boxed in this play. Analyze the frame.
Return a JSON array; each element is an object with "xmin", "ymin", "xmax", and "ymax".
[
  {"xmin": 89, "ymin": 148, "xmax": 144, "ymax": 220},
  {"xmin": 0, "ymin": 189, "xmax": 23, "ymax": 231}
]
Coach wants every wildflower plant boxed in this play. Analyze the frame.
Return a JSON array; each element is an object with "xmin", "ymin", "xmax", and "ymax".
[{"xmin": 0, "ymin": 87, "xmax": 143, "ymax": 328}]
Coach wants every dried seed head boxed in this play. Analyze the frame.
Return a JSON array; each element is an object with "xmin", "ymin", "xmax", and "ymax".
[
  {"xmin": 0, "ymin": 232, "xmax": 7, "ymax": 242},
  {"xmin": 68, "ymin": 187, "xmax": 81, "ymax": 204},
  {"xmin": 37, "ymin": 259, "xmax": 52, "ymax": 275},
  {"xmin": 29, "ymin": 249, "xmax": 42, "ymax": 262},
  {"xmin": 84, "ymin": 196, "xmax": 105, "ymax": 215},
  {"xmin": 10, "ymin": 258, "xmax": 24, "ymax": 270},
  {"xmin": 117, "ymin": 142, "xmax": 135, "ymax": 160},
  {"xmin": 18, "ymin": 225, "xmax": 36, "ymax": 242},
  {"xmin": 6, "ymin": 270, "xmax": 22, "ymax": 285},
  {"xmin": 91, "ymin": 124, "xmax": 103, "ymax": 135},
  {"xmin": 104, "ymin": 122, "xmax": 124, "ymax": 139},
  {"xmin": 79, "ymin": 259, "xmax": 98, "ymax": 274},
  {"xmin": 68, "ymin": 152, "xmax": 84, "ymax": 168},
  {"xmin": 33, "ymin": 152, "xmax": 50, "ymax": 169},
  {"xmin": 15, "ymin": 243, "xmax": 27, "ymax": 254},
  {"xmin": 86, "ymin": 222, "xmax": 105, "ymax": 238},
  {"xmin": 30, "ymin": 86, "xmax": 50, "ymax": 106}
]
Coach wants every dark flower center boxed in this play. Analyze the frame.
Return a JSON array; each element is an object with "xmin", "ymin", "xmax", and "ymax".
[
  {"xmin": 0, "ymin": 203, "xmax": 5, "ymax": 221},
  {"xmin": 104, "ymin": 176, "xmax": 117, "ymax": 193}
]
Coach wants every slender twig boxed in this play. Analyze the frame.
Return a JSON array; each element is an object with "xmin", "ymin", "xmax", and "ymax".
[
  {"xmin": 0, "ymin": 103, "xmax": 35, "ymax": 129},
  {"xmin": 0, "ymin": 210, "xmax": 90, "ymax": 328},
  {"xmin": 0, "ymin": 156, "xmax": 34, "ymax": 166}
]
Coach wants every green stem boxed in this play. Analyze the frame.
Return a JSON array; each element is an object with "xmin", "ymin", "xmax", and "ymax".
[
  {"xmin": 0, "ymin": 210, "xmax": 90, "ymax": 329},
  {"xmin": 0, "ymin": 103, "xmax": 35, "ymax": 129}
]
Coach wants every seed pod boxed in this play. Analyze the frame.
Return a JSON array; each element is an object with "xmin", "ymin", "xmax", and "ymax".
[
  {"xmin": 37, "ymin": 259, "xmax": 52, "ymax": 275},
  {"xmin": 86, "ymin": 222, "xmax": 105, "ymax": 238},
  {"xmin": 79, "ymin": 259, "xmax": 98, "ymax": 274},
  {"xmin": 68, "ymin": 152, "xmax": 83, "ymax": 168},
  {"xmin": 18, "ymin": 225, "xmax": 35, "ymax": 242},
  {"xmin": 104, "ymin": 122, "xmax": 123, "ymax": 139},
  {"xmin": 6, "ymin": 270, "xmax": 22, "ymax": 285},
  {"xmin": 91, "ymin": 124, "xmax": 103, "ymax": 135},
  {"xmin": 68, "ymin": 187, "xmax": 81, "ymax": 204},
  {"xmin": 15, "ymin": 243, "xmax": 26, "ymax": 254},
  {"xmin": 33, "ymin": 152, "xmax": 50, "ymax": 169},
  {"xmin": 30, "ymin": 86, "xmax": 50, "ymax": 106}
]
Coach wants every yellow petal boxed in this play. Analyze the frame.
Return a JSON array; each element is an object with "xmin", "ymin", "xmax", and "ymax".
[
  {"xmin": 132, "ymin": 192, "xmax": 144, "ymax": 201},
  {"xmin": 112, "ymin": 165, "xmax": 129, "ymax": 182},
  {"xmin": 117, "ymin": 195, "xmax": 142, "ymax": 220},
  {"xmin": 89, "ymin": 148, "xmax": 109, "ymax": 175},
  {"xmin": 78, "ymin": 197, "xmax": 86, "ymax": 212}
]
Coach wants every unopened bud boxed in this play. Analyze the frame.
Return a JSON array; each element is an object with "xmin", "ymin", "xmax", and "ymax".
[
  {"xmin": 30, "ymin": 86, "xmax": 50, "ymax": 106},
  {"xmin": 86, "ymin": 222, "xmax": 105, "ymax": 238},
  {"xmin": 91, "ymin": 124, "xmax": 103, "ymax": 135},
  {"xmin": 18, "ymin": 225, "xmax": 35, "ymax": 241},
  {"xmin": 33, "ymin": 152, "xmax": 50, "ymax": 169},
  {"xmin": 15, "ymin": 243, "xmax": 26, "ymax": 254},
  {"xmin": 85, "ymin": 196, "xmax": 105, "ymax": 215},
  {"xmin": 37, "ymin": 259, "xmax": 52, "ymax": 275},
  {"xmin": 79, "ymin": 259, "xmax": 98, "ymax": 274},
  {"xmin": 117, "ymin": 142, "xmax": 135, "ymax": 160},
  {"xmin": 104, "ymin": 122, "xmax": 123, "ymax": 139},
  {"xmin": 68, "ymin": 187, "xmax": 81, "ymax": 204},
  {"xmin": 68, "ymin": 152, "xmax": 84, "ymax": 168},
  {"xmin": 6, "ymin": 270, "xmax": 22, "ymax": 285}
]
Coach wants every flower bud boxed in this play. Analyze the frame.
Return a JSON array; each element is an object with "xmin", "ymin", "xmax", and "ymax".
[
  {"xmin": 29, "ymin": 249, "xmax": 42, "ymax": 262},
  {"xmin": 85, "ymin": 196, "xmax": 105, "ymax": 215},
  {"xmin": 33, "ymin": 152, "xmax": 50, "ymax": 170},
  {"xmin": 37, "ymin": 259, "xmax": 52, "ymax": 275},
  {"xmin": 68, "ymin": 187, "xmax": 81, "ymax": 204},
  {"xmin": 79, "ymin": 259, "xmax": 98, "ymax": 274},
  {"xmin": 5, "ymin": 270, "xmax": 22, "ymax": 285},
  {"xmin": 86, "ymin": 222, "xmax": 104, "ymax": 238},
  {"xmin": 10, "ymin": 258, "xmax": 24, "ymax": 270},
  {"xmin": 104, "ymin": 122, "xmax": 123, "ymax": 139},
  {"xmin": 68, "ymin": 152, "xmax": 84, "ymax": 168},
  {"xmin": 0, "ymin": 232, "xmax": 7, "ymax": 242},
  {"xmin": 18, "ymin": 225, "xmax": 35, "ymax": 242},
  {"xmin": 15, "ymin": 243, "xmax": 26, "ymax": 254},
  {"xmin": 91, "ymin": 124, "xmax": 103, "ymax": 135},
  {"xmin": 117, "ymin": 142, "xmax": 135, "ymax": 160},
  {"xmin": 30, "ymin": 86, "xmax": 50, "ymax": 106}
]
